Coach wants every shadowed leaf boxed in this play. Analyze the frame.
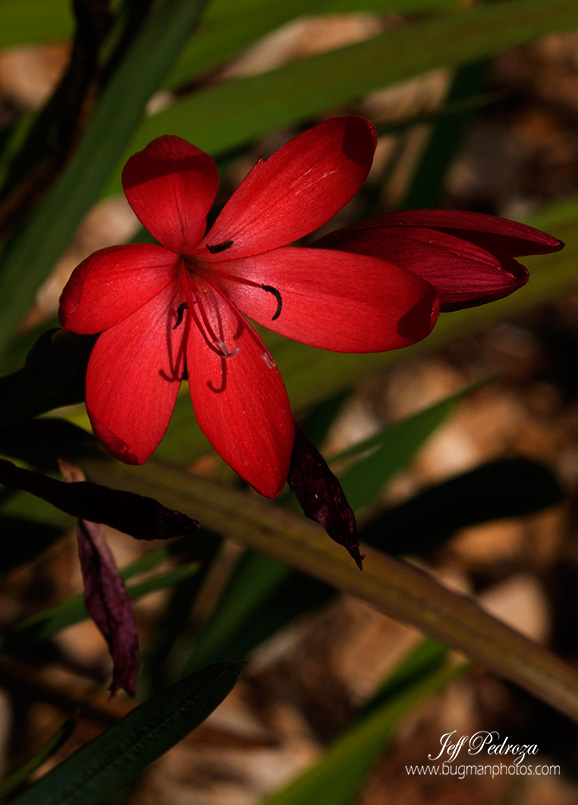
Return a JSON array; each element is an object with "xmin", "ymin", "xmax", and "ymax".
[
  {"xmin": 0, "ymin": 459, "xmax": 198, "ymax": 540},
  {"xmin": 11, "ymin": 662, "xmax": 246, "ymax": 805},
  {"xmin": 361, "ymin": 457, "xmax": 564, "ymax": 555}
]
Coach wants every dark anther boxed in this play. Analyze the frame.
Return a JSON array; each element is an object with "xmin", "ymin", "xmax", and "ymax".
[
  {"xmin": 173, "ymin": 303, "xmax": 188, "ymax": 329},
  {"xmin": 206, "ymin": 240, "xmax": 234, "ymax": 254},
  {"xmin": 262, "ymin": 285, "xmax": 283, "ymax": 320}
]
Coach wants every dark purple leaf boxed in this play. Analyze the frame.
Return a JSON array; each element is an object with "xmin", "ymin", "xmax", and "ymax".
[
  {"xmin": 77, "ymin": 517, "xmax": 139, "ymax": 695},
  {"xmin": 60, "ymin": 459, "xmax": 139, "ymax": 696},
  {"xmin": 0, "ymin": 457, "xmax": 198, "ymax": 540},
  {"xmin": 287, "ymin": 425, "xmax": 364, "ymax": 569}
]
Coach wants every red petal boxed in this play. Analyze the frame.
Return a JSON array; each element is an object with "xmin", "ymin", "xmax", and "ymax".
[
  {"xmin": 86, "ymin": 281, "xmax": 186, "ymax": 464},
  {"xmin": 210, "ymin": 247, "xmax": 439, "ymax": 352},
  {"xmin": 317, "ymin": 226, "xmax": 528, "ymax": 311},
  {"xmin": 335, "ymin": 209, "xmax": 564, "ymax": 256},
  {"xmin": 201, "ymin": 117, "xmax": 376, "ymax": 260},
  {"xmin": 184, "ymin": 278, "xmax": 294, "ymax": 497},
  {"xmin": 59, "ymin": 244, "xmax": 179, "ymax": 333},
  {"xmin": 122, "ymin": 135, "xmax": 219, "ymax": 253}
]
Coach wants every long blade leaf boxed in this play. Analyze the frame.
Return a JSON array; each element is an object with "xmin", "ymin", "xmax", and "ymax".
[
  {"xmin": 0, "ymin": 0, "xmax": 211, "ymax": 364},
  {"xmin": 81, "ymin": 457, "xmax": 578, "ymax": 725},
  {"xmin": 12, "ymin": 661, "xmax": 245, "ymax": 805}
]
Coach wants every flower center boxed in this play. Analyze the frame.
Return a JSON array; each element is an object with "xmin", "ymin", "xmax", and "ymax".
[{"xmin": 181, "ymin": 253, "xmax": 284, "ymax": 321}]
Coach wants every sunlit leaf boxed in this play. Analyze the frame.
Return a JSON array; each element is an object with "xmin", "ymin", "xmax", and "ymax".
[
  {"xmin": 125, "ymin": 0, "xmax": 578, "ymax": 166},
  {"xmin": 81, "ymin": 456, "xmax": 578, "ymax": 724},
  {"xmin": 0, "ymin": 0, "xmax": 73, "ymax": 48}
]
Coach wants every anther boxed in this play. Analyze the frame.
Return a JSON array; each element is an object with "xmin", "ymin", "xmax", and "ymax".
[
  {"xmin": 215, "ymin": 338, "xmax": 239, "ymax": 358},
  {"xmin": 173, "ymin": 302, "xmax": 188, "ymax": 329},
  {"xmin": 206, "ymin": 240, "xmax": 234, "ymax": 254},
  {"xmin": 261, "ymin": 284, "xmax": 283, "ymax": 320}
]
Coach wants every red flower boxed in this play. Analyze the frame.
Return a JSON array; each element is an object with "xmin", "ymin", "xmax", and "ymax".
[
  {"xmin": 59, "ymin": 118, "xmax": 438, "ymax": 497},
  {"xmin": 316, "ymin": 209, "xmax": 563, "ymax": 311}
]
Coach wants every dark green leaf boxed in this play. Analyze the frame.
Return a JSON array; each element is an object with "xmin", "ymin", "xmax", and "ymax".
[
  {"xmin": 361, "ymin": 457, "xmax": 564, "ymax": 554},
  {"xmin": 0, "ymin": 0, "xmax": 211, "ymax": 364},
  {"xmin": 12, "ymin": 662, "xmax": 245, "ymax": 805},
  {"xmin": 0, "ymin": 516, "xmax": 63, "ymax": 576},
  {"xmin": 0, "ymin": 716, "xmax": 77, "ymax": 800}
]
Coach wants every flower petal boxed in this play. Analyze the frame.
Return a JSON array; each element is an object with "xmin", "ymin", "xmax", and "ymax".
[
  {"xmin": 122, "ymin": 135, "xmax": 219, "ymax": 253},
  {"xmin": 333, "ymin": 209, "xmax": 564, "ymax": 256},
  {"xmin": 184, "ymin": 278, "xmax": 294, "ymax": 497},
  {"xmin": 210, "ymin": 247, "xmax": 439, "ymax": 352},
  {"xmin": 59, "ymin": 244, "xmax": 179, "ymax": 333},
  {"xmin": 201, "ymin": 117, "xmax": 376, "ymax": 260},
  {"xmin": 86, "ymin": 281, "xmax": 186, "ymax": 464},
  {"xmin": 316, "ymin": 226, "xmax": 528, "ymax": 311}
]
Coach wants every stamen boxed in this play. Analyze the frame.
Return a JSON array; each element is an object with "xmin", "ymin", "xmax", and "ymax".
[
  {"xmin": 261, "ymin": 284, "xmax": 283, "ymax": 320},
  {"xmin": 206, "ymin": 240, "xmax": 234, "ymax": 254},
  {"xmin": 204, "ymin": 266, "xmax": 284, "ymax": 321},
  {"xmin": 215, "ymin": 339, "xmax": 239, "ymax": 358},
  {"xmin": 191, "ymin": 284, "xmax": 239, "ymax": 359},
  {"xmin": 173, "ymin": 302, "xmax": 188, "ymax": 329}
]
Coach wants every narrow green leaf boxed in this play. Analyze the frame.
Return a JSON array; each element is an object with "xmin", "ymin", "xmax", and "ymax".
[
  {"xmin": 0, "ymin": 716, "xmax": 76, "ymax": 799},
  {"xmin": 182, "ymin": 551, "xmax": 293, "ymax": 673},
  {"xmin": 126, "ymin": 0, "xmax": 578, "ymax": 163},
  {"xmin": 81, "ymin": 457, "xmax": 578, "ymax": 725},
  {"xmin": 366, "ymin": 638, "xmax": 449, "ymax": 708},
  {"xmin": 261, "ymin": 660, "xmax": 465, "ymax": 805},
  {"xmin": 401, "ymin": 60, "xmax": 489, "ymax": 209},
  {"xmin": 362, "ymin": 457, "xmax": 563, "ymax": 555},
  {"xmin": 0, "ymin": 0, "xmax": 73, "ymax": 48},
  {"xmin": 166, "ymin": 0, "xmax": 459, "ymax": 90},
  {"xmin": 0, "ymin": 559, "xmax": 199, "ymax": 655},
  {"xmin": 12, "ymin": 662, "xmax": 245, "ymax": 805},
  {"xmin": 337, "ymin": 379, "xmax": 491, "ymax": 510},
  {"xmin": 0, "ymin": 0, "xmax": 211, "ymax": 365}
]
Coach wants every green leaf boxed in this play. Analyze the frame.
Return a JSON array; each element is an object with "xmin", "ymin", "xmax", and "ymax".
[
  {"xmin": 81, "ymin": 457, "xmax": 578, "ymax": 725},
  {"xmin": 0, "ymin": 0, "xmax": 212, "ymax": 365},
  {"xmin": 182, "ymin": 551, "xmax": 295, "ymax": 672},
  {"xmin": 0, "ymin": 330, "xmax": 88, "ymax": 424},
  {"xmin": 361, "ymin": 457, "xmax": 563, "ymax": 555},
  {"xmin": 0, "ymin": 716, "xmax": 76, "ymax": 800},
  {"xmin": 0, "ymin": 555, "xmax": 199, "ymax": 655},
  {"xmin": 0, "ymin": 516, "xmax": 62, "ymax": 576},
  {"xmin": 166, "ymin": 0, "xmax": 459, "ymax": 90},
  {"xmin": 11, "ymin": 662, "xmax": 245, "ymax": 805},
  {"xmin": 337, "ymin": 379, "xmax": 490, "ymax": 510},
  {"xmin": 401, "ymin": 59, "xmax": 489, "ymax": 209},
  {"xmin": 261, "ymin": 655, "xmax": 465, "ymax": 805},
  {"xmin": 126, "ymin": 0, "xmax": 578, "ymax": 164},
  {"xmin": 0, "ymin": 0, "xmax": 73, "ymax": 49}
]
